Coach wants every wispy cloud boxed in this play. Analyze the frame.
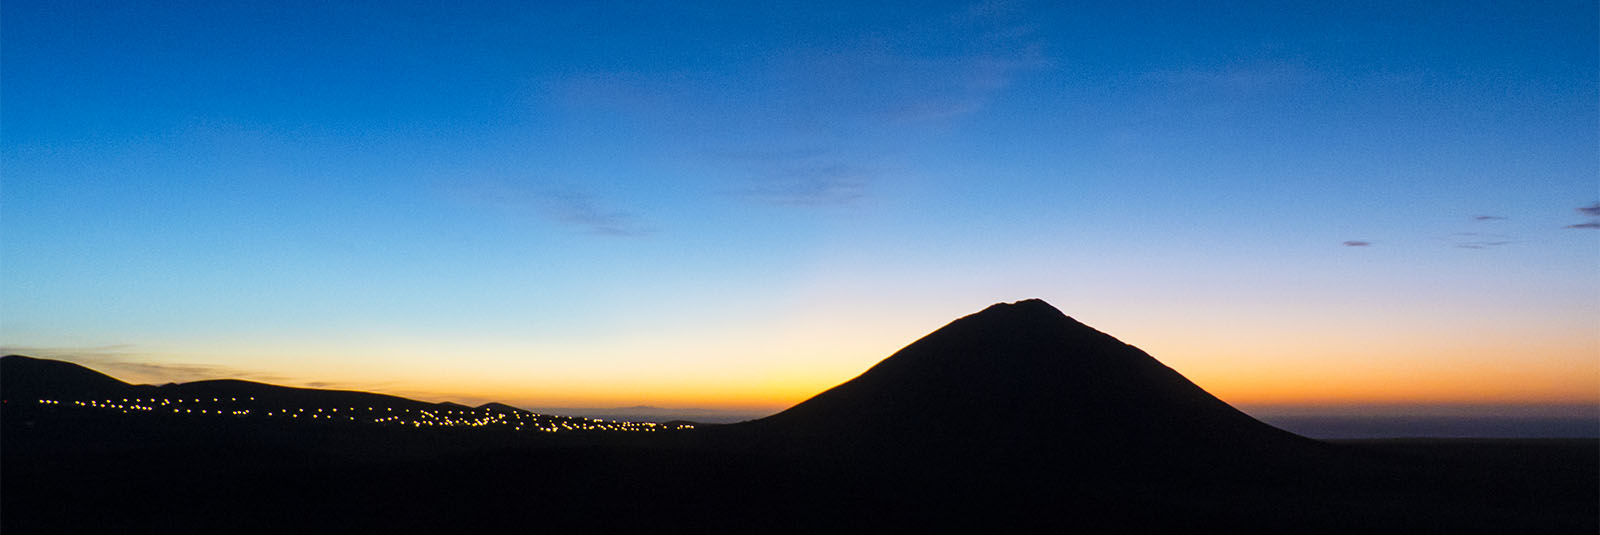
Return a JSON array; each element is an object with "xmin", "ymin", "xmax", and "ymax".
[
  {"xmin": 1455, "ymin": 241, "xmax": 1514, "ymax": 249},
  {"xmin": 711, "ymin": 149, "xmax": 883, "ymax": 207},
  {"xmin": 1472, "ymin": 215, "xmax": 1506, "ymax": 221},
  {"xmin": 1448, "ymin": 229, "xmax": 1516, "ymax": 249},
  {"xmin": 452, "ymin": 181, "xmax": 653, "ymax": 237},
  {"xmin": 536, "ymin": 190, "xmax": 653, "ymax": 237},
  {"xmin": 1342, "ymin": 241, "xmax": 1371, "ymax": 247},
  {"xmin": 1567, "ymin": 202, "xmax": 1600, "ymax": 229},
  {"xmin": 741, "ymin": 163, "xmax": 872, "ymax": 206},
  {"xmin": 872, "ymin": 51, "xmax": 1049, "ymax": 124}
]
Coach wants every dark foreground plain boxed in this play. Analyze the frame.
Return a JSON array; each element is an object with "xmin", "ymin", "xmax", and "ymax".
[{"xmin": 4, "ymin": 301, "xmax": 1596, "ymax": 534}]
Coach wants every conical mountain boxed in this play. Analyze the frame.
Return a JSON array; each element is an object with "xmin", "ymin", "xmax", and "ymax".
[{"xmin": 740, "ymin": 300, "xmax": 1315, "ymax": 466}]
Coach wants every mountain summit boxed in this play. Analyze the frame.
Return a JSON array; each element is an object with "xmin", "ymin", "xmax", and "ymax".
[{"xmin": 741, "ymin": 299, "xmax": 1313, "ymax": 466}]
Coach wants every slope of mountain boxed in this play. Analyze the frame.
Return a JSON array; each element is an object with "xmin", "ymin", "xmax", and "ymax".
[
  {"xmin": 735, "ymin": 299, "xmax": 1318, "ymax": 469},
  {"xmin": 1, "ymin": 355, "xmax": 141, "ymax": 400}
]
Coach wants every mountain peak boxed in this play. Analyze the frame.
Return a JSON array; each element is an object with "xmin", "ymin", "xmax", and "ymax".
[
  {"xmin": 969, "ymin": 298, "xmax": 1073, "ymax": 321},
  {"xmin": 961, "ymin": 298, "xmax": 1090, "ymax": 329},
  {"xmin": 742, "ymin": 300, "xmax": 1311, "ymax": 464},
  {"xmin": 979, "ymin": 297, "xmax": 1057, "ymax": 312}
]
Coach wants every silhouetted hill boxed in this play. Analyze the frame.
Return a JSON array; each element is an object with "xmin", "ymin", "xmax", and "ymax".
[
  {"xmin": 1, "ymin": 355, "xmax": 684, "ymax": 447},
  {"xmin": 736, "ymin": 299, "xmax": 1318, "ymax": 469},
  {"xmin": 1, "ymin": 356, "xmax": 457, "ymax": 413},
  {"xmin": 475, "ymin": 402, "xmax": 517, "ymax": 411},
  {"xmin": 2, "ymin": 355, "xmax": 140, "ymax": 400},
  {"xmin": 475, "ymin": 402, "xmax": 529, "ymax": 414},
  {"xmin": 158, "ymin": 379, "xmax": 447, "ymax": 410}
]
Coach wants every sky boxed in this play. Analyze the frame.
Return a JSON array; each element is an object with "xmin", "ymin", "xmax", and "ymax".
[{"xmin": 3, "ymin": 1, "xmax": 1597, "ymax": 418}]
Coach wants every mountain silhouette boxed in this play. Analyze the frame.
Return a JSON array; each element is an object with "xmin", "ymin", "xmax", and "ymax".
[
  {"xmin": 1, "ymin": 355, "xmax": 139, "ymax": 401},
  {"xmin": 476, "ymin": 402, "xmax": 529, "ymax": 413},
  {"xmin": 736, "ymin": 299, "xmax": 1317, "ymax": 469},
  {"xmin": 1, "ymin": 355, "xmax": 449, "ymax": 413},
  {"xmin": 0, "ymin": 355, "xmax": 619, "ymax": 435}
]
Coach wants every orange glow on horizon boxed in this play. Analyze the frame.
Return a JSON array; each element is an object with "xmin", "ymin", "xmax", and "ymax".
[{"xmin": 22, "ymin": 299, "xmax": 1596, "ymax": 413}]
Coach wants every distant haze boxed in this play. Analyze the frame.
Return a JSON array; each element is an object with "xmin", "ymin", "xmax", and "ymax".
[
  {"xmin": 1242, "ymin": 403, "xmax": 1600, "ymax": 439},
  {"xmin": 527, "ymin": 406, "xmax": 774, "ymax": 424}
]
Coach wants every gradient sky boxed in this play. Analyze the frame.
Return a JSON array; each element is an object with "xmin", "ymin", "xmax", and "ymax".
[{"xmin": 3, "ymin": 1, "xmax": 1596, "ymax": 414}]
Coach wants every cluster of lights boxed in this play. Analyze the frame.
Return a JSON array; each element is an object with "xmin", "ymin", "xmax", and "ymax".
[
  {"xmin": 32, "ymin": 397, "xmax": 258, "ymax": 415},
  {"xmin": 26, "ymin": 398, "xmax": 695, "ymax": 433}
]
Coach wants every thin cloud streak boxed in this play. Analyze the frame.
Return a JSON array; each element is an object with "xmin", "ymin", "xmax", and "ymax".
[
  {"xmin": 714, "ymin": 149, "xmax": 880, "ymax": 207},
  {"xmin": 740, "ymin": 163, "xmax": 872, "ymax": 206},
  {"xmin": 1342, "ymin": 241, "xmax": 1371, "ymax": 247},
  {"xmin": 1567, "ymin": 202, "xmax": 1600, "ymax": 229},
  {"xmin": 537, "ymin": 190, "xmax": 654, "ymax": 237},
  {"xmin": 452, "ymin": 181, "xmax": 653, "ymax": 237},
  {"xmin": 1455, "ymin": 241, "xmax": 1514, "ymax": 249},
  {"xmin": 1455, "ymin": 240, "xmax": 1514, "ymax": 249}
]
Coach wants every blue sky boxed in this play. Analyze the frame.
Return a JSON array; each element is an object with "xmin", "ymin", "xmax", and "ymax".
[{"xmin": 3, "ymin": 1, "xmax": 1596, "ymax": 411}]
